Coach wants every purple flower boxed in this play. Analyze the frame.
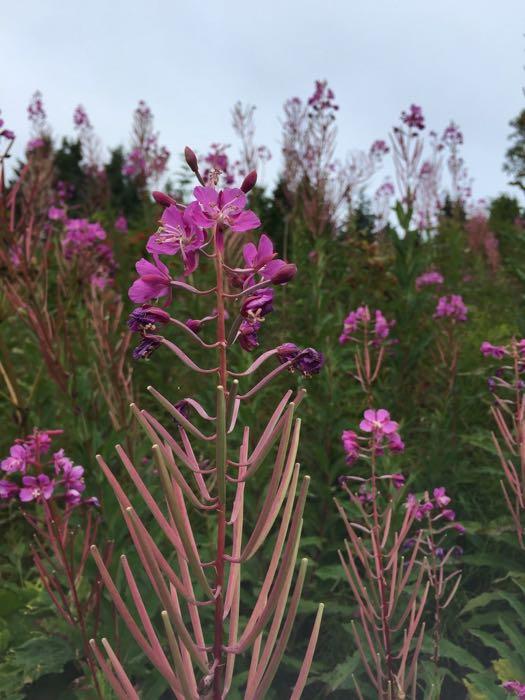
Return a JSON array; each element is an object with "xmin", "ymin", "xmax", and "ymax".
[
  {"xmin": 406, "ymin": 494, "xmax": 433, "ymax": 521},
  {"xmin": 241, "ymin": 288, "xmax": 274, "ymax": 321},
  {"xmin": 132, "ymin": 337, "xmax": 162, "ymax": 360},
  {"xmin": 342, "ymin": 430, "xmax": 360, "ymax": 465},
  {"xmin": 242, "ymin": 234, "xmax": 287, "ymax": 282},
  {"xmin": 296, "ymin": 348, "xmax": 324, "ymax": 377},
  {"xmin": 360, "ymin": 409, "xmax": 399, "ymax": 436},
  {"xmin": 84, "ymin": 496, "xmax": 100, "ymax": 508},
  {"xmin": 454, "ymin": 522, "xmax": 466, "ymax": 534},
  {"xmin": 26, "ymin": 432, "xmax": 52, "ymax": 455},
  {"xmin": 441, "ymin": 508, "xmax": 456, "ymax": 521},
  {"xmin": 65, "ymin": 489, "xmax": 82, "ymax": 506},
  {"xmin": 147, "ymin": 206, "xmax": 205, "ymax": 275},
  {"xmin": 185, "ymin": 319, "xmax": 202, "ymax": 334},
  {"xmin": 433, "ymin": 486, "xmax": 451, "ymax": 508},
  {"xmin": 415, "ymin": 270, "xmax": 444, "ymax": 290},
  {"xmin": 434, "ymin": 294, "xmax": 468, "ymax": 322},
  {"xmin": 56, "ymin": 454, "xmax": 85, "ymax": 493},
  {"xmin": 0, "ymin": 479, "xmax": 19, "ymax": 499},
  {"xmin": 391, "ymin": 473, "xmax": 405, "ymax": 489},
  {"xmin": 503, "ymin": 681, "xmax": 525, "ymax": 697},
  {"xmin": 1, "ymin": 445, "xmax": 28, "ymax": 474},
  {"xmin": 238, "ymin": 320, "xmax": 260, "ymax": 351},
  {"xmin": 19, "ymin": 474, "xmax": 54, "ymax": 502},
  {"xmin": 128, "ymin": 306, "xmax": 170, "ymax": 333},
  {"xmin": 186, "ymin": 186, "xmax": 261, "ymax": 232},
  {"xmin": 128, "ymin": 257, "xmax": 172, "ymax": 305},
  {"xmin": 480, "ymin": 341, "xmax": 507, "ymax": 359}
]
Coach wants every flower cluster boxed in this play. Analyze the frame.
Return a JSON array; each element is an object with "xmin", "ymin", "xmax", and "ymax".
[
  {"xmin": 503, "ymin": 681, "xmax": 525, "ymax": 698},
  {"xmin": 434, "ymin": 294, "xmax": 468, "ymax": 322},
  {"xmin": 406, "ymin": 487, "xmax": 464, "ymax": 530},
  {"xmin": 122, "ymin": 100, "xmax": 170, "ymax": 185},
  {"xmin": 59, "ymin": 217, "xmax": 116, "ymax": 289},
  {"xmin": 127, "ymin": 151, "xmax": 318, "ymax": 369},
  {"xmin": 341, "ymin": 408, "xmax": 405, "ymax": 466},
  {"xmin": 1, "ymin": 430, "xmax": 98, "ymax": 508},
  {"xmin": 415, "ymin": 269, "xmax": 444, "ymax": 290},
  {"xmin": 339, "ymin": 305, "xmax": 395, "ymax": 345},
  {"xmin": 401, "ymin": 103, "xmax": 425, "ymax": 131}
]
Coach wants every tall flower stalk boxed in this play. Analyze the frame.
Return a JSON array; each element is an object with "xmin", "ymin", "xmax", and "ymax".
[{"xmin": 90, "ymin": 149, "xmax": 324, "ymax": 698}]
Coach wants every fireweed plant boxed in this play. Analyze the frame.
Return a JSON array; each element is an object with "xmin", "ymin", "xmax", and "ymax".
[
  {"xmin": 336, "ymin": 409, "xmax": 429, "ymax": 699},
  {"xmin": 0, "ymin": 429, "xmax": 108, "ymax": 696},
  {"xmin": 89, "ymin": 149, "xmax": 324, "ymax": 699},
  {"xmin": 338, "ymin": 412, "xmax": 464, "ymax": 698},
  {"xmin": 339, "ymin": 305, "xmax": 396, "ymax": 403},
  {"xmin": 481, "ymin": 338, "xmax": 525, "ymax": 547}
]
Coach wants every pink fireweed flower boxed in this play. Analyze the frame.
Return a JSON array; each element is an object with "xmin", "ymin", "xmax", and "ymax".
[
  {"xmin": 480, "ymin": 341, "xmax": 507, "ymax": 359},
  {"xmin": 406, "ymin": 493, "xmax": 433, "ymax": 521},
  {"xmin": 186, "ymin": 186, "xmax": 261, "ymax": 232},
  {"xmin": 374, "ymin": 310, "xmax": 393, "ymax": 341},
  {"xmin": 1, "ymin": 444, "xmax": 28, "ymax": 474},
  {"xmin": 339, "ymin": 306, "xmax": 370, "ymax": 343},
  {"xmin": 415, "ymin": 270, "xmax": 444, "ymax": 290},
  {"xmin": 19, "ymin": 474, "xmax": 54, "ymax": 502},
  {"xmin": 342, "ymin": 430, "xmax": 360, "ymax": 465},
  {"xmin": 360, "ymin": 409, "xmax": 399, "ymax": 436},
  {"xmin": 128, "ymin": 257, "xmax": 172, "ymax": 305},
  {"xmin": 433, "ymin": 486, "xmax": 451, "ymax": 508},
  {"xmin": 503, "ymin": 681, "xmax": 525, "ymax": 698},
  {"xmin": 441, "ymin": 509, "xmax": 456, "ymax": 521},
  {"xmin": 0, "ymin": 479, "xmax": 19, "ymax": 499},
  {"xmin": 242, "ymin": 233, "xmax": 287, "ymax": 282},
  {"xmin": 147, "ymin": 206, "xmax": 205, "ymax": 275},
  {"xmin": 434, "ymin": 294, "xmax": 468, "ymax": 322},
  {"xmin": 115, "ymin": 215, "xmax": 128, "ymax": 233},
  {"xmin": 48, "ymin": 206, "xmax": 66, "ymax": 221}
]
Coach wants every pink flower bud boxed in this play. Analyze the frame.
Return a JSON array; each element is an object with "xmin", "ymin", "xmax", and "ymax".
[
  {"xmin": 184, "ymin": 146, "xmax": 199, "ymax": 174},
  {"xmin": 152, "ymin": 191, "xmax": 177, "ymax": 208},
  {"xmin": 241, "ymin": 170, "xmax": 258, "ymax": 193},
  {"xmin": 271, "ymin": 263, "xmax": 297, "ymax": 285}
]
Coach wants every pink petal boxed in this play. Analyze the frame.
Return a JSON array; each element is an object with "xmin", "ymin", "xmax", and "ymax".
[
  {"xmin": 359, "ymin": 420, "xmax": 373, "ymax": 432},
  {"xmin": 221, "ymin": 188, "xmax": 246, "ymax": 209},
  {"xmin": 363, "ymin": 409, "xmax": 377, "ymax": 422},
  {"xmin": 161, "ymin": 205, "xmax": 184, "ymax": 228},
  {"xmin": 193, "ymin": 186, "xmax": 218, "ymax": 207},
  {"xmin": 243, "ymin": 242, "xmax": 258, "ymax": 266},
  {"xmin": 376, "ymin": 409, "xmax": 390, "ymax": 422},
  {"xmin": 231, "ymin": 211, "xmax": 261, "ymax": 232},
  {"xmin": 186, "ymin": 200, "xmax": 213, "ymax": 228},
  {"xmin": 258, "ymin": 233, "xmax": 274, "ymax": 259},
  {"xmin": 382, "ymin": 421, "xmax": 399, "ymax": 434}
]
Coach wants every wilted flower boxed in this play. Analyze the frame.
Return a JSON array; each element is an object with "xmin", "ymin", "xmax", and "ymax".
[
  {"xmin": 241, "ymin": 288, "xmax": 273, "ymax": 321},
  {"xmin": 132, "ymin": 337, "xmax": 162, "ymax": 360},
  {"xmin": 128, "ymin": 305, "xmax": 171, "ymax": 333},
  {"xmin": 277, "ymin": 343, "xmax": 301, "ymax": 365},
  {"xmin": 238, "ymin": 320, "xmax": 260, "ymax": 351},
  {"xmin": 296, "ymin": 348, "xmax": 324, "ymax": 377},
  {"xmin": 401, "ymin": 104, "xmax": 425, "ymax": 131}
]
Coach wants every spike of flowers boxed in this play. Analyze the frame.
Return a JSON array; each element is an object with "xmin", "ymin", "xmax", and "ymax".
[{"xmin": 91, "ymin": 150, "xmax": 324, "ymax": 697}]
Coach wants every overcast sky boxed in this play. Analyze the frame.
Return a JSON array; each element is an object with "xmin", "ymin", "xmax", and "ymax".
[{"xmin": 2, "ymin": 0, "xmax": 524, "ymax": 201}]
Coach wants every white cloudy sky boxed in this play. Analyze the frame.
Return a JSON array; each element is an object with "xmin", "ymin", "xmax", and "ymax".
[{"xmin": 2, "ymin": 0, "xmax": 524, "ymax": 200}]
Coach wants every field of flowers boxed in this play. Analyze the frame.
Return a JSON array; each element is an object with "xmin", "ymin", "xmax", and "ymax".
[{"xmin": 1, "ymin": 82, "xmax": 525, "ymax": 699}]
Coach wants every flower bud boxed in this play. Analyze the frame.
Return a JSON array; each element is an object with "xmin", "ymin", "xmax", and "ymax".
[
  {"xmin": 185, "ymin": 318, "xmax": 202, "ymax": 334},
  {"xmin": 271, "ymin": 263, "xmax": 297, "ymax": 285},
  {"xmin": 240, "ymin": 170, "xmax": 257, "ymax": 193},
  {"xmin": 152, "ymin": 191, "xmax": 177, "ymax": 208},
  {"xmin": 184, "ymin": 146, "xmax": 199, "ymax": 174}
]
